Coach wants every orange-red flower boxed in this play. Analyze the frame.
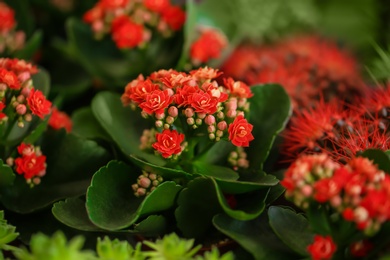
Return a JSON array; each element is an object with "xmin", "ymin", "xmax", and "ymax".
[
  {"xmin": 228, "ymin": 115, "xmax": 254, "ymax": 147},
  {"xmin": 190, "ymin": 28, "xmax": 227, "ymax": 64},
  {"xmin": 188, "ymin": 90, "xmax": 219, "ymax": 114},
  {"xmin": 139, "ymin": 89, "xmax": 173, "ymax": 115},
  {"xmin": 0, "ymin": 58, "xmax": 38, "ymax": 77},
  {"xmin": 0, "ymin": 68, "xmax": 20, "ymax": 90},
  {"xmin": 14, "ymin": 153, "xmax": 46, "ymax": 180},
  {"xmin": 27, "ymin": 89, "xmax": 52, "ymax": 119},
  {"xmin": 144, "ymin": 0, "xmax": 170, "ymax": 13},
  {"xmin": 307, "ymin": 235, "xmax": 337, "ymax": 260},
  {"xmin": 111, "ymin": 16, "xmax": 144, "ymax": 49},
  {"xmin": 49, "ymin": 108, "xmax": 73, "ymax": 133},
  {"xmin": 123, "ymin": 79, "xmax": 160, "ymax": 104},
  {"xmin": 0, "ymin": 101, "xmax": 5, "ymax": 120},
  {"xmin": 223, "ymin": 77, "xmax": 253, "ymax": 99},
  {"xmin": 161, "ymin": 5, "xmax": 186, "ymax": 31},
  {"xmin": 0, "ymin": 2, "xmax": 16, "ymax": 33},
  {"xmin": 152, "ymin": 129, "xmax": 184, "ymax": 158},
  {"xmin": 100, "ymin": 0, "xmax": 129, "ymax": 9}
]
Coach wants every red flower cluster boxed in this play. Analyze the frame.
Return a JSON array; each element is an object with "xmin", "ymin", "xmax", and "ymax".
[
  {"xmin": 282, "ymin": 154, "xmax": 390, "ymax": 235},
  {"xmin": 307, "ymin": 235, "xmax": 337, "ymax": 260},
  {"xmin": 48, "ymin": 107, "xmax": 73, "ymax": 133},
  {"xmin": 122, "ymin": 67, "xmax": 254, "ymax": 159},
  {"xmin": 221, "ymin": 35, "xmax": 365, "ymax": 110},
  {"xmin": 83, "ymin": 0, "xmax": 185, "ymax": 49},
  {"xmin": 190, "ymin": 27, "xmax": 228, "ymax": 65},
  {"xmin": 0, "ymin": 58, "xmax": 52, "ymax": 127},
  {"xmin": 14, "ymin": 143, "xmax": 47, "ymax": 185},
  {"xmin": 0, "ymin": 2, "xmax": 25, "ymax": 54}
]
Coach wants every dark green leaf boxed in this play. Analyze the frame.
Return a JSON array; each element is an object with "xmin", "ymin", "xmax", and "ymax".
[
  {"xmin": 91, "ymin": 91, "xmax": 165, "ymax": 166},
  {"xmin": 0, "ymin": 160, "xmax": 15, "ymax": 188},
  {"xmin": 0, "ymin": 132, "xmax": 111, "ymax": 213},
  {"xmin": 246, "ymin": 84, "xmax": 292, "ymax": 170},
  {"xmin": 14, "ymin": 30, "xmax": 43, "ymax": 60},
  {"xmin": 268, "ymin": 206, "xmax": 313, "ymax": 256},
  {"xmin": 52, "ymin": 197, "xmax": 103, "ymax": 232},
  {"xmin": 133, "ymin": 215, "xmax": 167, "ymax": 237},
  {"xmin": 306, "ymin": 205, "xmax": 332, "ymax": 235},
  {"xmin": 360, "ymin": 149, "xmax": 390, "ymax": 173},
  {"xmin": 213, "ymin": 213, "xmax": 298, "ymax": 260},
  {"xmin": 86, "ymin": 161, "xmax": 182, "ymax": 230},
  {"xmin": 192, "ymin": 161, "xmax": 239, "ymax": 181},
  {"xmin": 32, "ymin": 68, "xmax": 51, "ymax": 97},
  {"xmin": 23, "ymin": 118, "xmax": 48, "ymax": 144},
  {"xmin": 71, "ymin": 107, "xmax": 111, "ymax": 141}
]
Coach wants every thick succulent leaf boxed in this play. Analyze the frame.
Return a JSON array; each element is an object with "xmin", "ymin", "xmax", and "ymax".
[
  {"xmin": 360, "ymin": 149, "xmax": 390, "ymax": 173},
  {"xmin": 246, "ymin": 84, "xmax": 292, "ymax": 170},
  {"xmin": 133, "ymin": 215, "xmax": 167, "ymax": 237},
  {"xmin": 213, "ymin": 213, "xmax": 298, "ymax": 259},
  {"xmin": 0, "ymin": 131, "xmax": 111, "ymax": 213},
  {"xmin": 91, "ymin": 91, "xmax": 165, "ymax": 166},
  {"xmin": 71, "ymin": 107, "xmax": 111, "ymax": 141},
  {"xmin": 14, "ymin": 30, "xmax": 43, "ymax": 60},
  {"xmin": 192, "ymin": 161, "xmax": 239, "ymax": 181},
  {"xmin": 52, "ymin": 197, "xmax": 103, "ymax": 232},
  {"xmin": 86, "ymin": 161, "xmax": 181, "ymax": 230},
  {"xmin": 268, "ymin": 206, "xmax": 313, "ymax": 257},
  {"xmin": 0, "ymin": 160, "xmax": 15, "ymax": 188}
]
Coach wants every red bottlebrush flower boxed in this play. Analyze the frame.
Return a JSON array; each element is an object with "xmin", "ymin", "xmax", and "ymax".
[
  {"xmin": 161, "ymin": 5, "xmax": 186, "ymax": 31},
  {"xmin": 228, "ymin": 115, "xmax": 254, "ymax": 147},
  {"xmin": 49, "ymin": 108, "xmax": 73, "ymax": 133},
  {"xmin": 0, "ymin": 68, "xmax": 20, "ymax": 90},
  {"xmin": 0, "ymin": 2, "xmax": 16, "ymax": 33},
  {"xmin": 307, "ymin": 235, "xmax": 337, "ymax": 260},
  {"xmin": 111, "ymin": 16, "xmax": 144, "ymax": 49},
  {"xmin": 152, "ymin": 129, "xmax": 184, "ymax": 158},
  {"xmin": 26, "ymin": 89, "xmax": 52, "ymax": 119},
  {"xmin": 143, "ymin": 0, "xmax": 170, "ymax": 13},
  {"xmin": 190, "ymin": 28, "xmax": 227, "ymax": 64},
  {"xmin": 349, "ymin": 240, "xmax": 373, "ymax": 258},
  {"xmin": 139, "ymin": 89, "xmax": 173, "ymax": 115},
  {"xmin": 14, "ymin": 153, "xmax": 46, "ymax": 180},
  {"xmin": 223, "ymin": 77, "xmax": 253, "ymax": 99},
  {"xmin": 188, "ymin": 90, "xmax": 219, "ymax": 114}
]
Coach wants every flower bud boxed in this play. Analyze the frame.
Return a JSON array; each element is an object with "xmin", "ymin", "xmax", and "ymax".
[
  {"xmin": 136, "ymin": 188, "xmax": 146, "ymax": 197},
  {"xmin": 166, "ymin": 116, "xmax": 174, "ymax": 124},
  {"xmin": 21, "ymin": 87, "xmax": 31, "ymax": 97},
  {"xmin": 217, "ymin": 121, "xmax": 227, "ymax": 131},
  {"xmin": 187, "ymin": 117, "xmax": 194, "ymax": 125},
  {"xmin": 185, "ymin": 108, "xmax": 194, "ymax": 118},
  {"xmin": 155, "ymin": 120, "xmax": 163, "ymax": 128},
  {"xmin": 16, "ymin": 104, "xmax": 27, "ymax": 115},
  {"xmin": 209, "ymin": 133, "xmax": 215, "ymax": 140},
  {"xmin": 208, "ymin": 125, "xmax": 216, "ymax": 133},
  {"xmin": 168, "ymin": 106, "xmax": 178, "ymax": 117},
  {"xmin": 205, "ymin": 115, "xmax": 215, "ymax": 125},
  {"xmin": 16, "ymin": 95, "xmax": 25, "ymax": 103},
  {"xmin": 139, "ymin": 177, "xmax": 151, "ymax": 188},
  {"xmin": 0, "ymin": 83, "xmax": 7, "ymax": 91},
  {"xmin": 6, "ymin": 157, "xmax": 14, "ymax": 166},
  {"xmin": 155, "ymin": 113, "xmax": 165, "ymax": 120},
  {"xmin": 195, "ymin": 118, "xmax": 202, "ymax": 125},
  {"xmin": 24, "ymin": 113, "xmax": 32, "ymax": 122},
  {"xmin": 197, "ymin": 113, "xmax": 206, "ymax": 119},
  {"xmin": 226, "ymin": 109, "xmax": 237, "ymax": 118}
]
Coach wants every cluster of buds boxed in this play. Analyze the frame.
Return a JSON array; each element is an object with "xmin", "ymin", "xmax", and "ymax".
[
  {"xmin": 121, "ymin": 67, "xmax": 255, "ymax": 159},
  {"xmin": 7, "ymin": 143, "xmax": 47, "ymax": 186},
  {"xmin": 0, "ymin": 2, "xmax": 25, "ymax": 55},
  {"xmin": 0, "ymin": 58, "xmax": 52, "ymax": 127},
  {"xmin": 83, "ymin": 0, "xmax": 186, "ymax": 49},
  {"xmin": 132, "ymin": 171, "xmax": 163, "ymax": 197},
  {"xmin": 221, "ymin": 35, "xmax": 365, "ymax": 110},
  {"xmin": 281, "ymin": 153, "xmax": 390, "ymax": 236},
  {"xmin": 228, "ymin": 147, "xmax": 249, "ymax": 170},
  {"xmin": 190, "ymin": 26, "xmax": 228, "ymax": 66}
]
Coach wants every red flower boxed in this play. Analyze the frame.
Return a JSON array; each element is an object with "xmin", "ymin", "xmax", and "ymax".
[
  {"xmin": 313, "ymin": 178, "xmax": 341, "ymax": 203},
  {"xmin": 139, "ymin": 89, "xmax": 173, "ymax": 115},
  {"xmin": 49, "ymin": 108, "xmax": 73, "ymax": 133},
  {"xmin": 0, "ymin": 58, "xmax": 38, "ymax": 76},
  {"xmin": 188, "ymin": 90, "xmax": 219, "ymax": 114},
  {"xmin": 307, "ymin": 235, "xmax": 337, "ymax": 260},
  {"xmin": 17, "ymin": 143, "xmax": 35, "ymax": 156},
  {"xmin": 0, "ymin": 101, "xmax": 5, "ymax": 120},
  {"xmin": 27, "ymin": 89, "xmax": 52, "ymax": 119},
  {"xmin": 174, "ymin": 85, "xmax": 198, "ymax": 107},
  {"xmin": 228, "ymin": 115, "xmax": 254, "ymax": 147},
  {"xmin": 152, "ymin": 129, "xmax": 185, "ymax": 158},
  {"xmin": 111, "ymin": 16, "xmax": 144, "ymax": 49},
  {"xmin": 83, "ymin": 5, "xmax": 104, "ymax": 23},
  {"xmin": 0, "ymin": 68, "xmax": 20, "ymax": 90},
  {"xmin": 223, "ymin": 77, "xmax": 253, "ymax": 98},
  {"xmin": 14, "ymin": 154, "xmax": 46, "ymax": 180},
  {"xmin": 123, "ymin": 79, "xmax": 160, "ymax": 105},
  {"xmin": 190, "ymin": 29, "xmax": 227, "ymax": 64},
  {"xmin": 190, "ymin": 67, "xmax": 222, "ymax": 81},
  {"xmin": 100, "ymin": 0, "xmax": 129, "ymax": 9},
  {"xmin": 0, "ymin": 2, "xmax": 16, "ymax": 33},
  {"xmin": 143, "ymin": 0, "xmax": 170, "ymax": 13},
  {"xmin": 161, "ymin": 5, "xmax": 186, "ymax": 31}
]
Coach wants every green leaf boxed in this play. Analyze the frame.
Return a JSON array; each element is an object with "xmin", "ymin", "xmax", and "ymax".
[
  {"xmin": 71, "ymin": 107, "xmax": 111, "ymax": 141},
  {"xmin": 129, "ymin": 155, "xmax": 192, "ymax": 179},
  {"xmin": 246, "ymin": 84, "xmax": 292, "ymax": 170},
  {"xmin": 91, "ymin": 91, "xmax": 165, "ymax": 166},
  {"xmin": 360, "ymin": 149, "xmax": 390, "ymax": 173},
  {"xmin": 14, "ymin": 30, "xmax": 43, "ymax": 60},
  {"xmin": 22, "ymin": 118, "xmax": 49, "ymax": 144},
  {"xmin": 133, "ymin": 215, "xmax": 167, "ymax": 237},
  {"xmin": 306, "ymin": 205, "xmax": 332, "ymax": 235},
  {"xmin": 86, "ymin": 161, "xmax": 182, "ymax": 230},
  {"xmin": 0, "ymin": 132, "xmax": 111, "ymax": 213},
  {"xmin": 52, "ymin": 197, "xmax": 103, "ymax": 232},
  {"xmin": 192, "ymin": 161, "xmax": 239, "ymax": 181},
  {"xmin": 0, "ymin": 160, "xmax": 15, "ymax": 188},
  {"xmin": 175, "ymin": 177, "xmax": 222, "ymax": 238},
  {"xmin": 213, "ymin": 213, "xmax": 298, "ymax": 260},
  {"xmin": 268, "ymin": 206, "xmax": 313, "ymax": 256},
  {"xmin": 32, "ymin": 67, "xmax": 51, "ymax": 97},
  {"xmin": 0, "ymin": 211, "xmax": 19, "ymax": 247}
]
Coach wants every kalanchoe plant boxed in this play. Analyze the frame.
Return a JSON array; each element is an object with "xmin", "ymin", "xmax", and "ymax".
[{"xmin": 52, "ymin": 66, "xmax": 292, "ymax": 248}]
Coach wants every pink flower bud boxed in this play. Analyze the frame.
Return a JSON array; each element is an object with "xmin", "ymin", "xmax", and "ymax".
[
  {"xmin": 0, "ymin": 83, "xmax": 7, "ymax": 91},
  {"xmin": 216, "ymin": 130, "xmax": 223, "ymax": 137},
  {"xmin": 301, "ymin": 185, "xmax": 313, "ymax": 197},
  {"xmin": 16, "ymin": 104, "xmax": 27, "ymax": 115},
  {"xmin": 139, "ymin": 177, "xmax": 151, "ymax": 188},
  {"xmin": 92, "ymin": 20, "xmax": 104, "ymax": 33},
  {"xmin": 38, "ymin": 170, "xmax": 46, "ymax": 177},
  {"xmin": 209, "ymin": 133, "xmax": 215, "ymax": 140},
  {"xmin": 24, "ymin": 114, "xmax": 32, "ymax": 122},
  {"xmin": 197, "ymin": 113, "xmax": 206, "ymax": 119},
  {"xmin": 187, "ymin": 117, "xmax": 194, "ymax": 125},
  {"xmin": 136, "ymin": 188, "xmax": 146, "ymax": 197},
  {"xmin": 208, "ymin": 125, "xmax": 216, "ymax": 133},
  {"xmin": 195, "ymin": 118, "xmax": 202, "ymax": 125},
  {"xmin": 205, "ymin": 115, "xmax": 215, "ymax": 125},
  {"xmin": 132, "ymin": 184, "xmax": 139, "ymax": 191},
  {"xmin": 16, "ymin": 95, "xmax": 25, "ymax": 103},
  {"xmin": 33, "ymin": 178, "xmax": 41, "ymax": 185},
  {"xmin": 217, "ymin": 121, "xmax": 227, "ymax": 131},
  {"xmin": 226, "ymin": 109, "xmax": 237, "ymax": 118},
  {"xmin": 168, "ymin": 106, "xmax": 178, "ymax": 117},
  {"xmin": 21, "ymin": 87, "xmax": 31, "ymax": 97},
  {"xmin": 155, "ymin": 120, "xmax": 163, "ymax": 128},
  {"xmin": 185, "ymin": 108, "xmax": 194, "ymax": 118},
  {"xmin": 217, "ymin": 111, "xmax": 224, "ymax": 119},
  {"xmin": 166, "ymin": 88, "xmax": 174, "ymax": 96},
  {"xmin": 18, "ymin": 72, "xmax": 31, "ymax": 83},
  {"xmin": 155, "ymin": 113, "xmax": 165, "ymax": 120},
  {"xmin": 6, "ymin": 157, "xmax": 13, "ymax": 166},
  {"xmin": 149, "ymin": 173, "xmax": 157, "ymax": 180},
  {"xmin": 166, "ymin": 116, "xmax": 175, "ymax": 124},
  {"xmin": 152, "ymin": 180, "xmax": 159, "ymax": 186}
]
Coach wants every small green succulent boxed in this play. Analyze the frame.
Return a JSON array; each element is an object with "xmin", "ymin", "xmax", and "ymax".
[{"xmin": 96, "ymin": 236, "xmax": 145, "ymax": 260}]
